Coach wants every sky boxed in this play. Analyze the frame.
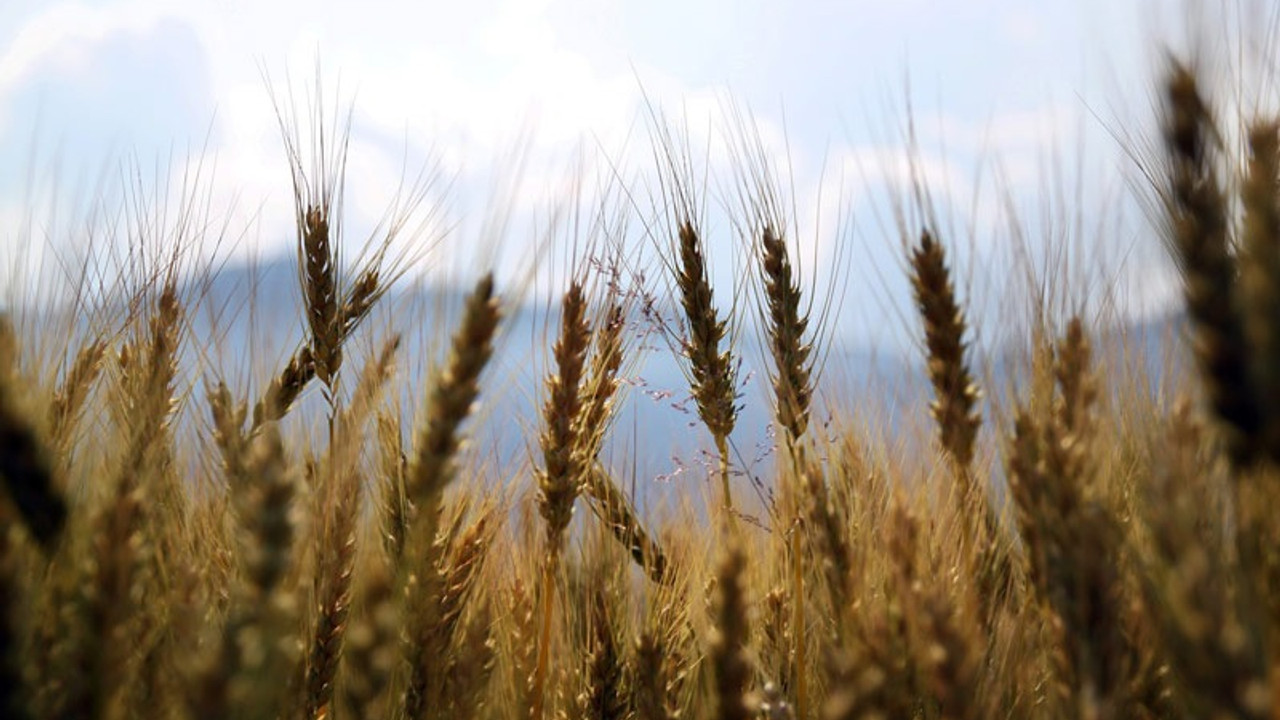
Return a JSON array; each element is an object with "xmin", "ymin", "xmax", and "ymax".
[{"xmin": 0, "ymin": 0, "xmax": 1247, "ymax": 352}]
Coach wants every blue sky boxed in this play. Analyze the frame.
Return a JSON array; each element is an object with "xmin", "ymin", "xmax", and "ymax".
[{"xmin": 0, "ymin": 0, "xmax": 1230, "ymax": 351}]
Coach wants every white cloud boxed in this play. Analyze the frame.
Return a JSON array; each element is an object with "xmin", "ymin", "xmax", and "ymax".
[
  {"xmin": 0, "ymin": 1, "xmax": 194, "ymax": 132},
  {"xmin": 0, "ymin": 0, "xmax": 1171, "ymax": 336}
]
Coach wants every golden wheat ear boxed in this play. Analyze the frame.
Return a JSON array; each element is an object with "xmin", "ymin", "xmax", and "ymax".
[
  {"xmin": 535, "ymin": 280, "xmax": 592, "ymax": 551},
  {"xmin": 906, "ymin": 228, "xmax": 1018, "ymax": 623},
  {"xmin": 398, "ymin": 272, "xmax": 501, "ymax": 564},
  {"xmin": 190, "ymin": 421, "xmax": 297, "ymax": 720},
  {"xmin": 384, "ymin": 273, "xmax": 500, "ymax": 718},
  {"xmin": 299, "ymin": 203, "xmax": 341, "ymax": 391},
  {"xmin": 759, "ymin": 225, "xmax": 813, "ymax": 455},
  {"xmin": 909, "ymin": 230, "xmax": 981, "ymax": 475},
  {"xmin": 530, "ymin": 280, "xmax": 591, "ymax": 720},
  {"xmin": 582, "ymin": 464, "xmax": 668, "ymax": 584},
  {"xmin": 1006, "ymin": 319, "xmax": 1135, "ymax": 715},
  {"xmin": 631, "ymin": 628, "xmax": 682, "ymax": 720}
]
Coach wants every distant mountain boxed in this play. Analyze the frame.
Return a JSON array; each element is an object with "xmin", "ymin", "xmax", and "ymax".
[{"xmin": 41, "ymin": 255, "xmax": 1193, "ymax": 517}]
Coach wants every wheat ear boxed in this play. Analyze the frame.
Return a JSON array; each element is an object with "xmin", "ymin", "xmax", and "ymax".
[
  {"xmin": 578, "ymin": 586, "xmax": 626, "ymax": 720},
  {"xmin": 1007, "ymin": 319, "xmax": 1130, "ymax": 715},
  {"xmin": 907, "ymin": 229, "xmax": 1013, "ymax": 624},
  {"xmin": 760, "ymin": 225, "xmax": 812, "ymax": 452},
  {"xmin": 757, "ymin": 224, "xmax": 817, "ymax": 719},
  {"xmin": 531, "ymin": 281, "xmax": 591, "ymax": 720},
  {"xmin": 674, "ymin": 221, "xmax": 738, "ymax": 521},
  {"xmin": 909, "ymin": 230, "xmax": 981, "ymax": 475},
  {"xmin": 1163, "ymin": 62, "xmax": 1261, "ymax": 467},
  {"xmin": 398, "ymin": 273, "xmax": 500, "ymax": 563},
  {"xmin": 192, "ymin": 422, "xmax": 296, "ymax": 720},
  {"xmin": 299, "ymin": 204, "xmax": 341, "ymax": 393}
]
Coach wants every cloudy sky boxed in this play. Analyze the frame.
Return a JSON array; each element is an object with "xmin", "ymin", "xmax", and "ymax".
[{"xmin": 0, "ymin": 0, "xmax": 1242, "ymax": 350}]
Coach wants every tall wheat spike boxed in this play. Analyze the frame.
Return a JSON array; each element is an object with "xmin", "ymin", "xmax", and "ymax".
[
  {"xmin": 674, "ymin": 221, "xmax": 739, "ymax": 521},
  {"xmin": 579, "ymin": 587, "xmax": 626, "ymax": 720},
  {"xmin": 908, "ymin": 230, "xmax": 981, "ymax": 474},
  {"xmin": 759, "ymin": 225, "xmax": 812, "ymax": 452},
  {"xmin": 757, "ymin": 224, "xmax": 816, "ymax": 719},
  {"xmin": 191, "ymin": 422, "xmax": 296, "ymax": 720},
  {"xmin": 906, "ymin": 228, "xmax": 1013, "ymax": 626},
  {"xmin": 398, "ymin": 272, "xmax": 501, "ymax": 563},
  {"xmin": 1007, "ymin": 319, "xmax": 1134, "ymax": 715},
  {"xmin": 391, "ymin": 274, "xmax": 500, "ymax": 719},
  {"xmin": 532, "ymin": 281, "xmax": 591, "ymax": 720},
  {"xmin": 402, "ymin": 509, "xmax": 496, "ymax": 719},
  {"xmin": 299, "ymin": 204, "xmax": 342, "ymax": 393},
  {"xmin": 340, "ymin": 559, "xmax": 397, "ymax": 720},
  {"xmin": 1162, "ymin": 62, "xmax": 1261, "ymax": 467}
]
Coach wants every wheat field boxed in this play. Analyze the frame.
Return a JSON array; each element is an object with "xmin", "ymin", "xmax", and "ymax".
[{"xmin": 1, "ymin": 38, "xmax": 1279, "ymax": 720}]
